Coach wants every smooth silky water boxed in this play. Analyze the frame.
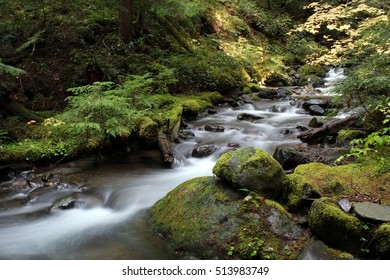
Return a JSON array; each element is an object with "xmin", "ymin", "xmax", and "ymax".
[{"xmin": 0, "ymin": 69, "xmax": 344, "ymax": 259}]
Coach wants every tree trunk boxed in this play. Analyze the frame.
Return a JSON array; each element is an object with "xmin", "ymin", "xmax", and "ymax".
[
  {"xmin": 157, "ymin": 129, "xmax": 175, "ymax": 167},
  {"xmin": 156, "ymin": 15, "xmax": 194, "ymax": 52},
  {"xmin": 298, "ymin": 115, "xmax": 359, "ymax": 144},
  {"xmin": 119, "ymin": 0, "xmax": 133, "ymax": 43}
]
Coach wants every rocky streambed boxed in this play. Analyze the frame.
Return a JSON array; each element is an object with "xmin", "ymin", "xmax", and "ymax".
[{"xmin": 1, "ymin": 69, "xmax": 389, "ymax": 259}]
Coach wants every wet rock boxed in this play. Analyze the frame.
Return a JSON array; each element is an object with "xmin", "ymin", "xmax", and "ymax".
[
  {"xmin": 149, "ymin": 176, "xmax": 307, "ymax": 259},
  {"xmin": 257, "ymin": 88, "xmax": 291, "ymax": 100},
  {"xmin": 207, "ymin": 109, "xmax": 218, "ymax": 115},
  {"xmin": 308, "ymin": 105, "xmax": 326, "ymax": 116},
  {"xmin": 338, "ymin": 198, "xmax": 352, "ymax": 213},
  {"xmin": 352, "ymin": 202, "xmax": 390, "ymax": 222},
  {"xmin": 257, "ymin": 88, "xmax": 279, "ymax": 99},
  {"xmin": 302, "ymin": 99, "xmax": 330, "ymax": 111},
  {"xmin": 237, "ymin": 113, "xmax": 264, "ymax": 121},
  {"xmin": 308, "ymin": 198, "xmax": 363, "ymax": 250},
  {"xmin": 280, "ymin": 128, "xmax": 294, "ymax": 135},
  {"xmin": 273, "ymin": 145, "xmax": 310, "ymax": 171},
  {"xmin": 237, "ymin": 94, "xmax": 255, "ymax": 104},
  {"xmin": 178, "ymin": 130, "xmax": 195, "ymax": 140},
  {"xmin": 204, "ymin": 124, "xmax": 225, "ymax": 132},
  {"xmin": 269, "ymin": 105, "xmax": 286, "ymax": 113},
  {"xmin": 213, "ymin": 147, "xmax": 285, "ymax": 199},
  {"xmin": 227, "ymin": 143, "xmax": 240, "ymax": 148},
  {"xmin": 192, "ymin": 144, "xmax": 219, "ymax": 158},
  {"xmin": 299, "ymin": 239, "xmax": 354, "ymax": 260},
  {"xmin": 296, "ymin": 124, "xmax": 309, "ymax": 131},
  {"xmin": 49, "ymin": 195, "xmax": 80, "ymax": 211},
  {"xmin": 309, "ymin": 117, "xmax": 323, "ymax": 128},
  {"xmin": 232, "ymin": 100, "xmax": 245, "ymax": 108}
]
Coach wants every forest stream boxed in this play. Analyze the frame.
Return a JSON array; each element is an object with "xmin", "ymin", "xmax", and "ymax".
[{"xmin": 0, "ymin": 70, "xmax": 344, "ymax": 259}]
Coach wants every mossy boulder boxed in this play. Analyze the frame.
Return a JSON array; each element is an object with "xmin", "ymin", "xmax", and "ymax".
[
  {"xmin": 212, "ymin": 147, "xmax": 286, "ymax": 200},
  {"xmin": 138, "ymin": 117, "xmax": 159, "ymax": 147},
  {"xmin": 308, "ymin": 198, "xmax": 363, "ymax": 251},
  {"xmin": 148, "ymin": 176, "xmax": 308, "ymax": 259},
  {"xmin": 285, "ymin": 173, "xmax": 320, "ymax": 213},
  {"xmin": 245, "ymin": 83, "xmax": 262, "ymax": 92},
  {"xmin": 372, "ymin": 224, "xmax": 390, "ymax": 259},
  {"xmin": 285, "ymin": 161, "xmax": 390, "ymax": 213}
]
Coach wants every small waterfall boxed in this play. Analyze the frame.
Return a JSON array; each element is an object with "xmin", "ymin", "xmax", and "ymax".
[{"xmin": 316, "ymin": 67, "xmax": 346, "ymax": 95}]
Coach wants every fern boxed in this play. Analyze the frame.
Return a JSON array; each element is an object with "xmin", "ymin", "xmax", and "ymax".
[
  {"xmin": 16, "ymin": 29, "xmax": 45, "ymax": 54},
  {"xmin": 0, "ymin": 61, "xmax": 25, "ymax": 76}
]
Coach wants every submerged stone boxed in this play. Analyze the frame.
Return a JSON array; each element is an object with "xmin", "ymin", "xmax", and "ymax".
[{"xmin": 352, "ymin": 202, "xmax": 390, "ymax": 222}]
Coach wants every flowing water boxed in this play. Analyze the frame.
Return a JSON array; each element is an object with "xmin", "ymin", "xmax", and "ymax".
[{"xmin": 0, "ymin": 70, "xmax": 343, "ymax": 260}]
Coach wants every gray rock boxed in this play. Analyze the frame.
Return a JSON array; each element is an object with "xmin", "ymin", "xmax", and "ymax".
[
  {"xmin": 178, "ymin": 130, "xmax": 195, "ymax": 139},
  {"xmin": 267, "ymin": 208, "xmax": 306, "ymax": 240},
  {"xmin": 237, "ymin": 113, "xmax": 264, "ymax": 121},
  {"xmin": 338, "ymin": 198, "xmax": 352, "ymax": 213},
  {"xmin": 273, "ymin": 145, "xmax": 310, "ymax": 171},
  {"xmin": 352, "ymin": 202, "xmax": 390, "ymax": 222},
  {"xmin": 308, "ymin": 105, "xmax": 326, "ymax": 116},
  {"xmin": 309, "ymin": 117, "xmax": 323, "ymax": 128},
  {"xmin": 205, "ymin": 124, "xmax": 225, "ymax": 132},
  {"xmin": 192, "ymin": 144, "xmax": 219, "ymax": 158},
  {"xmin": 302, "ymin": 99, "xmax": 330, "ymax": 110}
]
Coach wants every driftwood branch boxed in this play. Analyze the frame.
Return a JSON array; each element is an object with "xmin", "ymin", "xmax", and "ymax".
[
  {"xmin": 158, "ymin": 129, "xmax": 174, "ymax": 167},
  {"xmin": 298, "ymin": 115, "xmax": 359, "ymax": 144}
]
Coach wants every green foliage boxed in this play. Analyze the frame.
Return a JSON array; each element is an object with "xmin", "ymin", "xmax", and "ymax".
[
  {"xmin": 0, "ymin": 61, "xmax": 25, "ymax": 76},
  {"xmin": 165, "ymin": 48, "xmax": 244, "ymax": 93},
  {"xmin": 62, "ymin": 81, "xmax": 139, "ymax": 147},
  {"xmin": 337, "ymin": 100, "xmax": 390, "ymax": 172}
]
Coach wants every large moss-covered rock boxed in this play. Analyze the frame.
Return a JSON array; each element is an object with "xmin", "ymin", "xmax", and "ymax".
[
  {"xmin": 212, "ymin": 147, "xmax": 286, "ymax": 199},
  {"xmin": 149, "ymin": 176, "xmax": 308, "ymax": 259},
  {"xmin": 372, "ymin": 224, "xmax": 390, "ymax": 259},
  {"xmin": 308, "ymin": 198, "xmax": 363, "ymax": 251},
  {"xmin": 285, "ymin": 161, "xmax": 390, "ymax": 213}
]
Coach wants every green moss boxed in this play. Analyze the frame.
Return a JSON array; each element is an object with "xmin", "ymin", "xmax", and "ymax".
[
  {"xmin": 265, "ymin": 199, "xmax": 291, "ymax": 218},
  {"xmin": 138, "ymin": 117, "xmax": 158, "ymax": 147},
  {"xmin": 149, "ymin": 175, "xmax": 307, "ymax": 259},
  {"xmin": 373, "ymin": 224, "xmax": 390, "ymax": 258},
  {"xmin": 246, "ymin": 83, "xmax": 262, "ymax": 92},
  {"xmin": 298, "ymin": 64, "xmax": 326, "ymax": 77},
  {"xmin": 308, "ymin": 198, "xmax": 363, "ymax": 250},
  {"xmin": 285, "ymin": 173, "xmax": 319, "ymax": 212},
  {"xmin": 291, "ymin": 162, "xmax": 390, "ymax": 205},
  {"xmin": 213, "ymin": 147, "xmax": 286, "ymax": 199},
  {"xmin": 338, "ymin": 129, "xmax": 366, "ymax": 141},
  {"xmin": 243, "ymin": 87, "xmax": 251, "ymax": 94}
]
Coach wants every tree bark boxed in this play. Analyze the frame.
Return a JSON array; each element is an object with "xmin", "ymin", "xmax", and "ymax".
[
  {"xmin": 119, "ymin": 0, "xmax": 133, "ymax": 43},
  {"xmin": 157, "ymin": 129, "xmax": 175, "ymax": 167},
  {"xmin": 298, "ymin": 115, "xmax": 359, "ymax": 144}
]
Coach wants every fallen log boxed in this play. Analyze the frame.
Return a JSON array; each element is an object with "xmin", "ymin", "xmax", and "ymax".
[
  {"xmin": 157, "ymin": 129, "xmax": 175, "ymax": 167},
  {"xmin": 298, "ymin": 115, "xmax": 359, "ymax": 144}
]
